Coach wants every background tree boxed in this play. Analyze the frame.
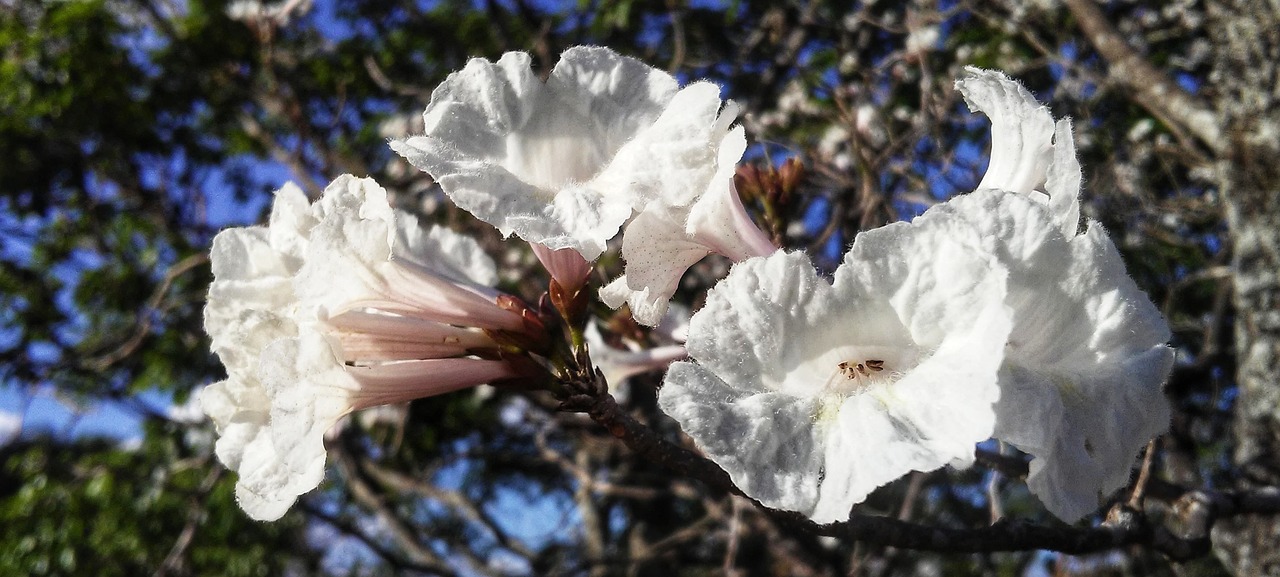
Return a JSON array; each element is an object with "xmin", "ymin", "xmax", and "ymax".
[{"xmin": 2, "ymin": 0, "xmax": 1277, "ymax": 575}]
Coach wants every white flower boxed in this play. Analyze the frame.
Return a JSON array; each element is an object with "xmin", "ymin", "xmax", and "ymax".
[
  {"xmin": 954, "ymin": 69, "xmax": 1174, "ymax": 521},
  {"xmin": 660, "ymin": 220, "xmax": 1011, "ymax": 523},
  {"xmin": 201, "ymin": 175, "xmax": 541, "ymax": 521},
  {"xmin": 390, "ymin": 46, "xmax": 735, "ymax": 261},
  {"xmin": 599, "ymin": 126, "xmax": 777, "ymax": 325}
]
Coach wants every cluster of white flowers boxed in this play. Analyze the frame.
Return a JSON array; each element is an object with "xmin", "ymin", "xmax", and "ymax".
[{"xmin": 203, "ymin": 46, "xmax": 1172, "ymax": 525}]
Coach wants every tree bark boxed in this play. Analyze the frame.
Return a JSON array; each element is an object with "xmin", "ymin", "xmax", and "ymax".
[{"xmin": 1206, "ymin": 1, "xmax": 1280, "ymax": 574}]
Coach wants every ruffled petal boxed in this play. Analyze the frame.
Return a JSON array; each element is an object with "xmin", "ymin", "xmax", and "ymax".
[
  {"xmin": 957, "ymin": 67, "xmax": 1082, "ymax": 238},
  {"xmin": 266, "ymin": 182, "xmax": 316, "ymax": 267},
  {"xmin": 682, "ymin": 251, "xmax": 837, "ymax": 390},
  {"xmin": 199, "ymin": 378, "xmax": 270, "ymax": 472},
  {"xmin": 596, "ymin": 82, "xmax": 732, "ymax": 207},
  {"xmin": 602, "ymin": 126, "xmax": 774, "ymax": 326},
  {"xmin": 391, "ymin": 47, "xmax": 680, "ymax": 260},
  {"xmin": 232, "ymin": 429, "xmax": 297, "ymax": 521},
  {"xmin": 599, "ymin": 208, "xmax": 711, "ymax": 326},
  {"xmin": 663, "ymin": 242, "xmax": 1010, "ymax": 522},
  {"xmin": 395, "ymin": 212, "xmax": 499, "ymax": 287},
  {"xmin": 660, "ymin": 362, "xmax": 825, "ymax": 514},
  {"xmin": 251, "ymin": 334, "xmax": 353, "ymax": 519},
  {"xmin": 205, "ymin": 227, "xmax": 296, "ymax": 322},
  {"xmin": 1045, "ymin": 118, "xmax": 1082, "ymax": 238},
  {"xmin": 956, "ymin": 67, "xmax": 1055, "ymax": 196},
  {"xmin": 998, "ymin": 224, "xmax": 1173, "ymax": 521}
]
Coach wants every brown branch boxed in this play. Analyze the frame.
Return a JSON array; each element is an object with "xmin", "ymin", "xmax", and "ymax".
[
  {"xmin": 332, "ymin": 448, "xmax": 461, "ymax": 576},
  {"xmin": 1063, "ymin": 0, "xmax": 1226, "ymax": 154},
  {"xmin": 301, "ymin": 503, "xmax": 459, "ymax": 575},
  {"xmin": 559, "ymin": 387, "xmax": 737, "ymax": 496},
  {"xmin": 358, "ymin": 457, "xmax": 538, "ymax": 561},
  {"xmin": 153, "ymin": 467, "xmax": 221, "ymax": 577},
  {"xmin": 83, "ymin": 253, "xmax": 209, "ymax": 371}
]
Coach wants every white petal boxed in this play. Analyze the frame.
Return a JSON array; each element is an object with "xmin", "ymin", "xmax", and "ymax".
[
  {"xmin": 664, "ymin": 244, "xmax": 1010, "ymax": 521},
  {"xmin": 597, "ymin": 82, "xmax": 731, "ymax": 207},
  {"xmin": 206, "ymin": 227, "xmax": 294, "ymax": 306},
  {"xmin": 602, "ymin": 127, "xmax": 774, "ymax": 327},
  {"xmin": 313, "ymin": 174, "xmax": 394, "ymax": 225},
  {"xmin": 685, "ymin": 127, "xmax": 776, "ymax": 260},
  {"xmin": 839, "ymin": 214, "xmax": 1011, "ymax": 348},
  {"xmin": 660, "ymin": 362, "xmax": 825, "ymax": 514},
  {"xmin": 390, "ymin": 47, "xmax": 679, "ymax": 260},
  {"xmin": 1045, "ymin": 118, "xmax": 1083, "ymax": 238},
  {"xmin": 199, "ymin": 378, "xmax": 270, "ymax": 471},
  {"xmin": 233, "ymin": 428, "xmax": 305, "ymax": 521},
  {"xmin": 266, "ymin": 181, "xmax": 316, "ymax": 266},
  {"xmin": 956, "ymin": 67, "xmax": 1055, "ymax": 196},
  {"xmin": 682, "ymin": 251, "xmax": 837, "ymax": 390},
  {"xmin": 601, "ymin": 207, "xmax": 711, "ymax": 326},
  {"xmin": 998, "ymin": 224, "xmax": 1172, "ymax": 521},
  {"xmin": 395, "ymin": 212, "xmax": 499, "ymax": 287},
  {"xmin": 251, "ymin": 333, "xmax": 355, "ymax": 518},
  {"xmin": 957, "ymin": 68, "xmax": 1082, "ymax": 237}
]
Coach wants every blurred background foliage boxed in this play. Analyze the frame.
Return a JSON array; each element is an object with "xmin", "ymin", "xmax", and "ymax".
[{"xmin": 2, "ymin": 0, "xmax": 1276, "ymax": 575}]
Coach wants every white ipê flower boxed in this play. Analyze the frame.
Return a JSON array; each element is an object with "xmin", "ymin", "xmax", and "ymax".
[
  {"xmin": 201, "ymin": 175, "xmax": 542, "ymax": 521},
  {"xmin": 955, "ymin": 69, "xmax": 1174, "ymax": 522},
  {"xmin": 390, "ymin": 46, "xmax": 736, "ymax": 262},
  {"xmin": 599, "ymin": 126, "xmax": 777, "ymax": 325},
  {"xmin": 660, "ymin": 219, "xmax": 1012, "ymax": 523}
]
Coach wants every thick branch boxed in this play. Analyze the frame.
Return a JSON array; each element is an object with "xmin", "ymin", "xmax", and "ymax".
[{"xmin": 1063, "ymin": 0, "xmax": 1225, "ymax": 154}]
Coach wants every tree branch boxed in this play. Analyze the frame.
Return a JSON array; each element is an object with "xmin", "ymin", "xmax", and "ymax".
[
  {"xmin": 1063, "ymin": 0, "xmax": 1225, "ymax": 154},
  {"xmin": 332, "ymin": 447, "xmax": 461, "ymax": 576}
]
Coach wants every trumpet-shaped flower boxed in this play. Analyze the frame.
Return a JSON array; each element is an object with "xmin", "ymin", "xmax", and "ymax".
[
  {"xmin": 660, "ymin": 221, "xmax": 1012, "ymax": 523},
  {"xmin": 391, "ymin": 46, "xmax": 737, "ymax": 261},
  {"xmin": 953, "ymin": 69, "xmax": 1174, "ymax": 521},
  {"xmin": 201, "ymin": 175, "xmax": 542, "ymax": 520},
  {"xmin": 600, "ymin": 126, "xmax": 777, "ymax": 325}
]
